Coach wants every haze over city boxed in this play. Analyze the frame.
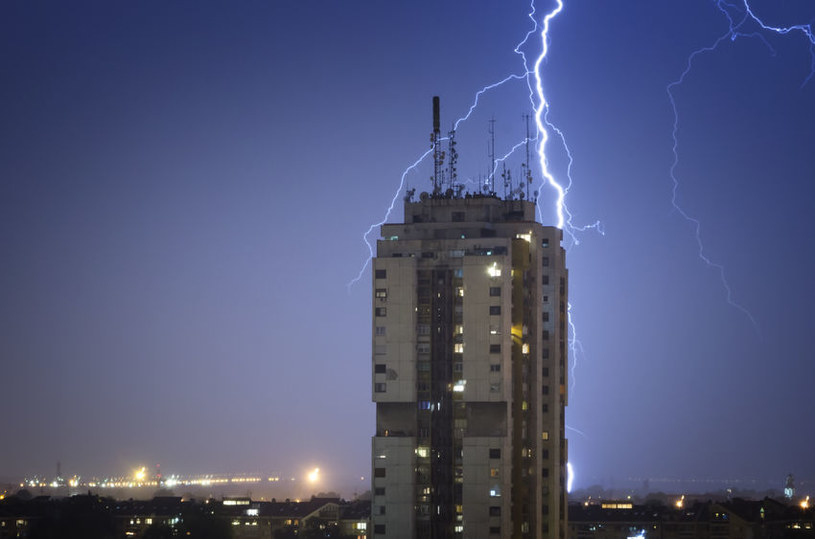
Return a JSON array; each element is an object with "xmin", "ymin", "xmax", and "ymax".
[{"xmin": 2, "ymin": 0, "xmax": 814, "ymax": 497}]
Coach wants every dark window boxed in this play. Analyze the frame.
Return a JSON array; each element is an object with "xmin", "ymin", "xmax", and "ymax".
[
  {"xmin": 489, "ymin": 344, "xmax": 501, "ymax": 353},
  {"xmin": 542, "ymin": 311, "xmax": 549, "ymax": 322},
  {"xmin": 542, "ymin": 275, "xmax": 549, "ymax": 285},
  {"xmin": 489, "ymin": 306, "xmax": 501, "ymax": 315},
  {"xmin": 490, "ymin": 364, "xmax": 501, "ymax": 372},
  {"xmin": 375, "ymin": 269, "xmax": 387, "ymax": 279},
  {"xmin": 375, "ymin": 326, "xmax": 386, "ymax": 336},
  {"xmin": 541, "ymin": 238, "xmax": 549, "ymax": 248},
  {"xmin": 374, "ymin": 364, "xmax": 386, "ymax": 374},
  {"xmin": 542, "ymin": 385, "xmax": 549, "ymax": 395},
  {"xmin": 542, "ymin": 468, "xmax": 549, "ymax": 478},
  {"xmin": 542, "ymin": 449, "xmax": 549, "ymax": 459},
  {"xmin": 542, "ymin": 256, "xmax": 550, "ymax": 267},
  {"xmin": 375, "ymin": 307, "xmax": 387, "ymax": 317},
  {"xmin": 374, "ymin": 524, "xmax": 386, "ymax": 534},
  {"xmin": 542, "ymin": 348, "xmax": 549, "ymax": 359},
  {"xmin": 542, "ymin": 504, "xmax": 549, "ymax": 515},
  {"xmin": 489, "ymin": 287, "xmax": 501, "ymax": 297},
  {"xmin": 374, "ymin": 468, "xmax": 386, "ymax": 478},
  {"xmin": 375, "ymin": 288, "xmax": 387, "ymax": 298},
  {"xmin": 542, "ymin": 367, "xmax": 549, "ymax": 377},
  {"xmin": 379, "ymin": 506, "xmax": 386, "ymax": 515},
  {"xmin": 542, "ymin": 404, "xmax": 548, "ymax": 413},
  {"xmin": 542, "ymin": 330, "xmax": 550, "ymax": 341},
  {"xmin": 489, "ymin": 526, "xmax": 501, "ymax": 535},
  {"xmin": 375, "ymin": 487, "xmax": 385, "ymax": 496},
  {"xmin": 489, "ymin": 506, "xmax": 501, "ymax": 516},
  {"xmin": 452, "ymin": 211, "xmax": 465, "ymax": 222},
  {"xmin": 489, "ymin": 448, "xmax": 501, "ymax": 459},
  {"xmin": 374, "ymin": 383, "xmax": 386, "ymax": 392}
]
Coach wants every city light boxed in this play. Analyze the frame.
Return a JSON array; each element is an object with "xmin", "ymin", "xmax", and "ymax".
[{"xmin": 307, "ymin": 467, "xmax": 320, "ymax": 484}]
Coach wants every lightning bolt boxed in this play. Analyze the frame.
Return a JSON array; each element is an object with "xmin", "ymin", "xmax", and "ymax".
[{"xmin": 667, "ymin": 0, "xmax": 814, "ymax": 333}]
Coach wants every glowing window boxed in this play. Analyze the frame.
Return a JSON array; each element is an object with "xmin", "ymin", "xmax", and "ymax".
[
  {"xmin": 487, "ymin": 263, "xmax": 501, "ymax": 278},
  {"xmin": 541, "ymin": 431, "xmax": 549, "ymax": 441},
  {"xmin": 490, "ymin": 468, "xmax": 500, "ymax": 478},
  {"xmin": 375, "ymin": 288, "xmax": 388, "ymax": 298},
  {"xmin": 454, "ymin": 343, "xmax": 464, "ymax": 353},
  {"xmin": 522, "ymin": 343, "xmax": 530, "ymax": 354}
]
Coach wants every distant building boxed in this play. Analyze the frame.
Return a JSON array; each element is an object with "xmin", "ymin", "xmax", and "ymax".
[{"xmin": 371, "ymin": 98, "xmax": 570, "ymax": 539}]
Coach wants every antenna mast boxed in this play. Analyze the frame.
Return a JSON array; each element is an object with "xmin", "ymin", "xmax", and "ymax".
[
  {"xmin": 431, "ymin": 96, "xmax": 444, "ymax": 195},
  {"xmin": 488, "ymin": 118, "xmax": 496, "ymax": 194},
  {"xmin": 523, "ymin": 114, "xmax": 533, "ymax": 200}
]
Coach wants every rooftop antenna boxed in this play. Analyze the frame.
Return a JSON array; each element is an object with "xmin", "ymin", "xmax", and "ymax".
[
  {"xmin": 431, "ymin": 96, "xmax": 444, "ymax": 195},
  {"xmin": 523, "ymin": 114, "xmax": 533, "ymax": 201},
  {"xmin": 448, "ymin": 127, "xmax": 458, "ymax": 192},
  {"xmin": 488, "ymin": 118, "xmax": 496, "ymax": 194}
]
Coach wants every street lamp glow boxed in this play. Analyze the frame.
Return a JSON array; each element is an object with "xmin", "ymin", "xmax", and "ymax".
[{"xmin": 307, "ymin": 468, "xmax": 320, "ymax": 484}]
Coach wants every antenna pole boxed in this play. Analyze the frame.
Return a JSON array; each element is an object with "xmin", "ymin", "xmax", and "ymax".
[
  {"xmin": 488, "ymin": 118, "xmax": 496, "ymax": 194},
  {"xmin": 524, "ymin": 114, "xmax": 532, "ymax": 200},
  {"xmin": 432, "ymin": 96, "xmax": 443, "ymax": 194}
]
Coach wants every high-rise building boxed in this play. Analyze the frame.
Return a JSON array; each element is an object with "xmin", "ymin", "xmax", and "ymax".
[{"xmin": 370, "ymin": 151, "xmax": 569, "ymax": 537}]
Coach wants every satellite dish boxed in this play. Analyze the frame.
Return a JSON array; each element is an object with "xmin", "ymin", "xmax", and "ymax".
[{"xmin": 420, "ymin": 192, "xmax": 429, "ymax": 201}]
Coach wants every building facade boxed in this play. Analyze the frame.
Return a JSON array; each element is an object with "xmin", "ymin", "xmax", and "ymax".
[{"xmin": 371, "ymin": 194, "xmax": 568, "ymax": 538}]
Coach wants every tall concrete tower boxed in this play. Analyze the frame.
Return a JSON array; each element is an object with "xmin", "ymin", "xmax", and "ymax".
[{"xmin": 370, "ymin": 158, "xmax": 569, "ymax": 537}]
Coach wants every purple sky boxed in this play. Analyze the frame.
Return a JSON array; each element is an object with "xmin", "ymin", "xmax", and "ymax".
[{"xmin": 2, "ymin": 1, "xmax": 814, "ymax": 494}]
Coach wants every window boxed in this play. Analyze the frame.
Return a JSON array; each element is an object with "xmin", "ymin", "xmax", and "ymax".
[
  {"xmin": 542, "ymin": 385, "xmax": 549, "ymax": 395},
  {"xmin": 542, "ymin": 468, "xmax": 549, "ymax": 478},
  {"xmin": 375, "ymin": 269, "xmax": 387, "ymax": 279},
  {"xmin": 375, "ymin": 326, "xmax": 386, "ymax": 336},
  {"xmin": 374, "ymin": 383, "xmax": 386, "ymax": 393},
  {"xmin": 542, "ymin": 275, "xmax": 549, "ymax": 285},
  {"xmin": 375, "ymin": 344, "xmax": 387, "ymax": 355},
  {"xmin": 489, "ymin": 527, "xmax": 501, "ymax": 535},
  {"xmin": 542, "ymin": 367, "xmax": 549, "ymax": 377},
  {"xmin": 374, "ymin": 468, "xmax": 386, "ymax": 478},
  {"xmin": 454, "ymin": 343, "xmax": 464, "ymax": 353},
  {"xmin": 542, "ymin": 449, "xmax": 549, "ymax": 459},
  {"xmin": 452, "ymin": 211, "xmax": 465, "ymax": 222},
  {"xmin": 453, "ymin": 362, "xmax": 463, "ymax": 372},
  {"xmin": 542, "ymin": 330, "xmax": 549, "ymax": 341},
  {"xmin": 489, "ymin": 344, "xmax": 501, "ymax": 353},
  {"xmin": 489, "ymin": 306, "xmax": 501, "ymax": 315},
  {"xmin": 378, "ymin": 506, "xmax": 386, "ymax": 515},
  {"xmin": 490, "ymin": 468, "xmax": 500, "ymax": 478},
  {"xmin": 490, "ymin": 364, "xmax": 501, "ymax": 372},
  {"xmin": 489, "ymin": 287, "xmax": 501, "ymax": 296},
  {"xmin": 489, "ymin": 506, "xmax": 501, "ymax": 516},
  {"xmin": 541, "ymin": 238, "xmax": 549, "ymax": 248},
  {"xmin": 541, "ymin": 431, "xmax": 549, "ymax": 441},
  {"xmin": 374, "ymin": 487, "xmax": 385, "ymax": 496},
  {"xmin": 374, "ymin": 524, "xmax": 386, "ymax": 534},
  {"xmin": 543, "ymin": 295, "xmax": 549, "ymax": 303},
  {"xmin": 417, "ymin": 343, "xmax": 430, "ymax": 354},
  {"xmin": 489, "ymin": 383, "xmax": 500, "ymax": 392},
  {"xmin": 489, "ymin": 448, "xmax": 501, "ymax": 459},
  {"xmin": 542, "ymin": 348, "xmax": 549, "ymax": 359},
  {"xmin": 374, "ymin": 364, "xmax": 386, "ymax": 374},
  {"xmin": 542, "ymin": 256, "xmax": 550, "ymax": 267},
  {"xmin": 542, "ymin": 311, "xmax": 549, "ymax": 322},
  {"xmin": 375, "ymin": 307, "xmax": 387, "ymax": 317},
  {"xmin": 375, "ymin": 288, "xmax": 388, "ymax": 299}
]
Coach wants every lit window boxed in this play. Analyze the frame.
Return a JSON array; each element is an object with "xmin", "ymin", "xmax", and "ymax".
[
  {"xmin": 455, "ymin": 324, "xmax": 464, "ymax": 335},
  {"xmin": 489, "ymin": 326, "xmax": 499, "ymax": 335},
  {"xmin": 522, "ymin": 343, "xmax": 530, "ymax": 354},
  {"xmin": 487, "ymin": 263, "xmax": 501, "ymax": 278},
  {"xmin": 453, "ymin": 381, "xmax": 466, "ymax": 392},
  {"xmin": 541, "ymin": 431, "xmax": 549, "ymax": 441},
  {"xmin": 375, "ymin": 288, "xmax": 388, "ymax": 298},
  {"xmin": 516, "ymin": 232, "xmax": 532, "ymax": 242},
  {"xmin": 490, "ymin": 468, "xmax": 500, "ymax": 478},
  {"xmin": 374, "ymin": 383, "xmax": 386, "ymax": 392},
  {"xmin": 456, "ymin": 287, "xmax": 464, "ymax": 297},
  {"xmin": 541, "ymin": 238, "xmax": 549, "ymax": 248},
  {"xmin": 454, "ymin": 524, "xmax": 464, "ymax": 533},
  {"xmin": 489, "ymin": 487, "xmax": 501, "ymax": 497},
  {"xmin": 454, "ymin": 343, "xmax": 464, "ymax": 353},
  {"xmin": 416, "ymin": 446, "xmax": 430, "ymax": 458}
]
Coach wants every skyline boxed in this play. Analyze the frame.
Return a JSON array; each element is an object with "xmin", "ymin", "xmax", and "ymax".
[{"xmin": 2, "ymin": 0, "xmax": 814, "ymax": 492}]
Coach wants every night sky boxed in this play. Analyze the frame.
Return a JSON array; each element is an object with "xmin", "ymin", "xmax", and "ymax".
[{"xmin": 2, "ymin": 1, "xmax": 814, "ymax": 495}]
